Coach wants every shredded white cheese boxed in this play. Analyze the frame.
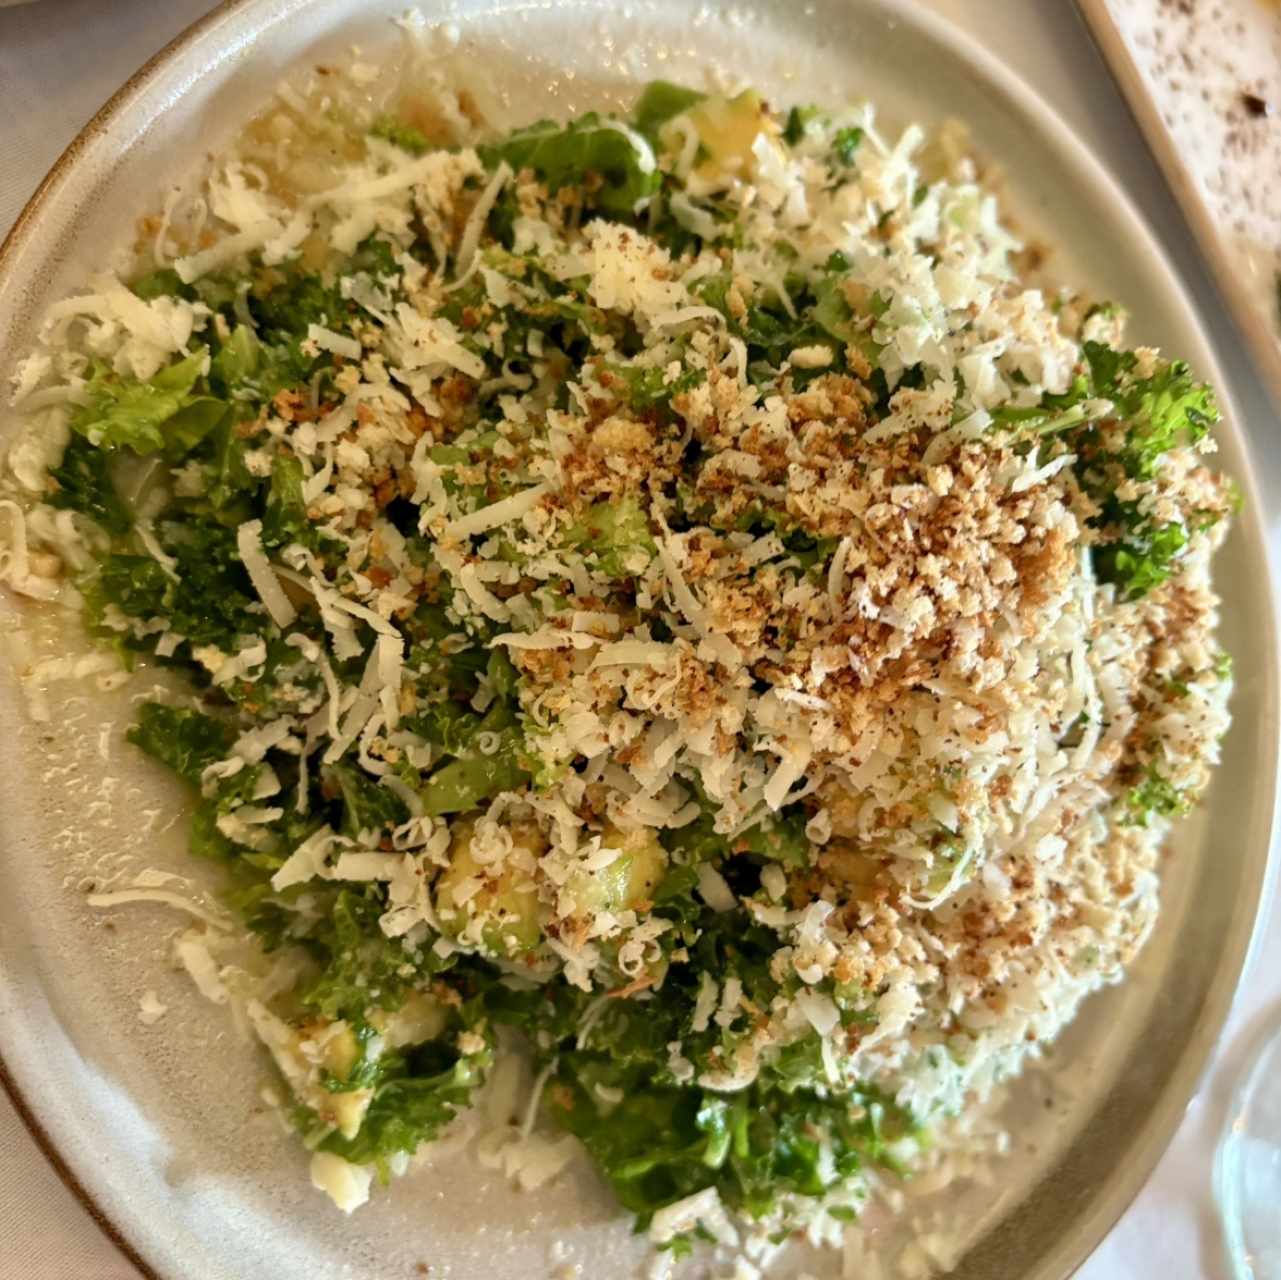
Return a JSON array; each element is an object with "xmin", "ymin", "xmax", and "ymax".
[{"xmin": 237, "ymin": 520, "xmax": 298, "ymax": 628}]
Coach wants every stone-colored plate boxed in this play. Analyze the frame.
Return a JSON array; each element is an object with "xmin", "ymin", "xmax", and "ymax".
[{"xmin": 0, "ymin": 1, "xmax": 1276, "ymax": 1277}]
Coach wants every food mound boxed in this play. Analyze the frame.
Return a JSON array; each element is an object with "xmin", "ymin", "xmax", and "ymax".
[{"xmin": 0, "ymin": 65, "xmax": 1234, "ymax": 1266}]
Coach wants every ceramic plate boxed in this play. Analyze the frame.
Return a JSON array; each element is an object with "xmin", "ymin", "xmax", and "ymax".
[{"xmin": 0, "ymin": 2, "xmax": 1276, "ymax": 1278}]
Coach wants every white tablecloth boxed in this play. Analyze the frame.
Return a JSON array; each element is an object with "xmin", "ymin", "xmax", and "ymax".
[{"xmin": 1, "ymin": 1, "xmax": 1278, "ymax": 1276}]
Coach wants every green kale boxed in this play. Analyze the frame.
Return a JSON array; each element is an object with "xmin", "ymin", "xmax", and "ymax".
[
  {"xmin": 254, "ymin": 339, "xmax": 321, "ymax": 403},
  {"xmin": 403, "ymin": 607, "xmax": 491, "ymax": 701},
  {"xmin": 348, "ymin": 234, "xmax": 400, "ymax": 280},
  {"xmin": 1082, "ymin": 341, "xmax": 1217, "ymax": 479},
  {"xmin": 299, "ymin": 889, "xmax": 429, "ymax": 1021},
  {"xmin": 1093, "ymin": 520, "xmax": 1187, "ymax": 600},
  {"xmin": 693, "ymin": 271, "xmax": 834, "ymax": 370},
  {"xmin": 603, "ymin": 361, "xmax": 705, "ymax": 412},
  {"xmin": 233, "ymin": 241, "xmax": 393, "ymax": 401},
  {"xmin": 188, "ymin": 796, "xmax": 239, "ymax": 862},
  {"xmin": 129, "ymin": 267, "xmax": 195, "ymax": 302},
  {"xmin": 210, "ymin": 763, "xmax": 267, "ymax": 814},
  {"xmin": 479, "ymin": 113, "xmax": 661, "ymax": 219},
  {"xmin": 261, "ymin": 453, "xmax": 314, "ymax": 549},
  {"xmin": 649, "ymin": 863, "xmax": 703, "ymax": 927},
  {"xmin": 832, "ymin": 126, "xmax": 864, "ymax": 165},
  {"xmin": 209, "ymin": 325, "xmax": 261, "ymax": 397},
  {"xmin": 369, "ymin": 115, "xmax": 430, "ymax": 154},
  {"xmin": 774, "ymin": 520, "xmax": 840, "ymax": 574},
  {"xmin": 210, "ymin": 809, "xmax": 320, "ymax": 940},
  {"xmin": 47, "ymin": 434, "xmax": 132, "ymax": 535},
  {"xmin": 87, "ymin": 554, "xmax": 168, "ymax": 619},
  {"xmin": 90, "ymin": 517, "xmax": 259, "ymax": 648},
  {"xmin": 486, "ymin": 647, "xmax": 519, "ymax": 700},
  {"xmin": 327, "ymin": 762, "xmax": 409, "ymax": 840},
  {"xmin": 163, "ymin": 398, "xmax": 232, "ymax": 460},
  {"xmin": 810, "ymin": 274, "xmax": 859, "ymax": 344},
  {"xmin": 405, "ymin": 698, "xmax": 486, "ymax": 759},
  {"xmin": 737, "ymin": 808, "xmax": 812, "ymax": 868},
  {"xmin": 546, "ymin": 1044, "xmax": 913, "ymax": 1225},
  {"xmin": 314, "ymin": 1035, "xmax": 491, "ymax": 1168},
  {"xmin": 783, "ymin": 105, "xmax": 821, "ymax": 145},
  {"xmin": 1122, "ymin": 760, "xmax": 1189, "ymax": 828},
  {"xmin": 218, "ymin": 635, "xmax": 324, "ymax": 718},
  {"xmin": 126, "ymin": 701, "xmax": 234, "ymax": 784},
  {"xmin": 810, "ymin": 270, "xmax": 884, "ymax": 361},
  {"xmin": 562, "ymin": 495, "xmax": 656, "ymax": 579},
  {"xmin": 419, "ymin": 704, "xmax": 531, "ymax": 815},
  {"xmin": 1012, "ymin": 340, "xmax": 1224, "ymax": 600},
  {"xmin": 988, "ymin": 396, "xmax": 1096, "ymax": 438},
  {"xmin": 251, "ymin": 269, "xmax": 345, "ymax": 338},
  {"xmin": 633, "ymin": 81, "xmax": 706, "ymax": 141},
  {"xmin": 190, "ymin": 273, "xmax": 242, "ymax": 316},
  {"xmin": 161, "ymin": 518, "xmax": 260, "ymax": 643},
  {"xmin": 661, "ymin": 805, "xmax": 810, "ymax": 871},
  {"xmin": 201, "ymin": 418, "xmax": 261, "ymax": 524},
  {"xmin": 487, "ymin": 899, "xmax": 916, "ymax": 1224},
  {"xmin": 486, "ymin": 898, "xmax": 916, "ymax": 1228}
]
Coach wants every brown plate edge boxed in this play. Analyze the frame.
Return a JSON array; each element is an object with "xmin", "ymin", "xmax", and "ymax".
[{"xmin": 0, "ymin": 1054, "xmax": 160, "ymax": 1280}]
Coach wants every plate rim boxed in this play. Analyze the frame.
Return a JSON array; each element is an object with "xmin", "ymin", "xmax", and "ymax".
[
  {"xmin": 0, "ymin": 2, "xmax": 1276, "ymax": 1277},
  {"xmin": 0, "ymin": 5, "xmax": 243, "ymax": 1273}
]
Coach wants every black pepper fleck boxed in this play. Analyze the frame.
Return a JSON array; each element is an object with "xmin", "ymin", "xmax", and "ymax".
[{"xmin": 1242, "ymin": 91, "xmax": 1274, "ymax": 118}]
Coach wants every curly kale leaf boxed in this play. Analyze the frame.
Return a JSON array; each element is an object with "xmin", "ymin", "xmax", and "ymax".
[
  {"xmin": 47, "ymin": 434, "xmax": 132, "ymax": 535},
  {"xmin": 663, "ymin": 803, "xmax": 811, "ymax": 870},
  {"xmin": 129, "ymin": 268, "xmax": 196, "ymax": 302},
  {"xmin": 209, "ymin": 325, "xmax": 262, "ymax": 397},
  {"xmin": 603, "ymin": 361, "xmax": 706, "ymax": 413},
  {"xmin": 313, "ymin": 1033, "xmax": 491, "ymax": 1168},
  {"xmin": 261, "ymin": 453, "xmax": 316, "ymax": 550},
  {"xmin": 1093, "ymin": 520, "xmax": 1188, "ymax": 600},
  {"xmin": 1082, "ymin": 341, "xmax": 1218, "ymax": 479},
  {"xmin": 479, "ymin": 905, "xmax": 911, "ymax": 1227},
  {"xmin": 126, "ymin": 701, "xmax": 235, "ymax": 784},
  {"xmin": 326, "ymin": 762, "xmax": 409, "ymax": 841},
  {"xmin": 735, "ymin": 808, "xmax": 812, "ymax": 868},
  {"xmin": 693, "ymin": 270, "xmax": 841, "ymax": 374},
  {"xmin": 1021, "ymin": 339, "xmax": 1225, "ymax": 600},
  {"xmin": 299, "ymin": 889, "xmax": 429, "ymax": 1021},
  {"xmin": 479, "ymin": 113, "xmax": 661, "ymax": 218},
  {"xmin": 547, "ymin": 1052, "xmax": 912, "ymax": 1226},
  {"xmin": 831, "ymin": 126, "xmax": 864, "ymax": 165},
  {"xmin": 251, "ymin": 269, "xmax": 345, "ymax": 338},
  {"xmin": 87, "ymin": 517, "xmax": 258, "ymax": 649},
  {"xmin": 561, "ymin": 495, "xmax": 657, "ymax": 580},
  {"xmin": 783, "ymin": 105, "xmax": 821, "ymax": 145},
  {"xmin": 1122, "ymin": 760, "xmax": 1190, "ymax": 828}
]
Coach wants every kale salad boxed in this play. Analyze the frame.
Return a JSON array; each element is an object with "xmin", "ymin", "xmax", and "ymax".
[{"xmin": 0, "ymin": 48, "xmax": 1234, "ymax": 1275}]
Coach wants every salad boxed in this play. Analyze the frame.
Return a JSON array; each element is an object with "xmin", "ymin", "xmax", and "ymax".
[{"xmin": 0, "ymin": 62, "xmax": 1235, "ymax": 1270}]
